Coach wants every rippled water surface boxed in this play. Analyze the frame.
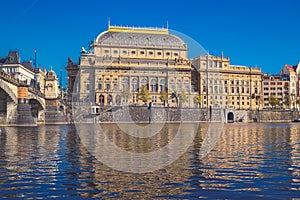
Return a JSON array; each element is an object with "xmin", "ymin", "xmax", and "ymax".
[{"xmin": 0, "ymin": 123, "xmax": 299, "ymax": 199}]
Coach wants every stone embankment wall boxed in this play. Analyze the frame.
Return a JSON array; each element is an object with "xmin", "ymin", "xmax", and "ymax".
[
  {"xmin": 66, "ymin": 106, "xmax": 300, "ymax": 124},
  {"xmin": 92, "ymin": 106, "xmax": 210, "ymax": 123},
  {"xmin": 249, "ymin": 110, "xmax": 300, "ymax": 122}
]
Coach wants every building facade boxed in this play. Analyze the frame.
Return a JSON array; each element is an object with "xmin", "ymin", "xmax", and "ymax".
[
  {"xmin": 262, "ymin": 64, "xmax": 299, "ymax": 109},
  {"xmin": 192, "ymin": 55, "xmax": 263, "ymax": 109},
  {"xmin": 262, "ymin": 74, "xmax": 290, "ymax": 108},
  {"xmin": 71, "ymin": 25, "xmax": 197, "ymax": 107}
]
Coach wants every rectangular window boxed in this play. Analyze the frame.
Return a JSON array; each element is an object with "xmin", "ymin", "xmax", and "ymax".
[
  {"xmin": 86, "ymin": 84, "xmax": 89, "ymax": 91},
  {"xmin": 131, "ymin": 50, "xmax": 136, "ymax": 54},
  {"xmin": 122, "ymin": 50, "xmax": 127, "ymax": 55},
  {"xmin": 98, "ymin": 83, "xmax": 102, "ymax": 90},
  {"xmin": 213, "ymin": 61, "xmax": 217, "ymax": 68},
  {"xmin": 157, "ymin": 52, "xmax": 162, "ymax": 56},
  {"xmin": 166, "ymin": 52, "xmax": 171, "ymax": 56},
  {"xmin": 113, "ymin": 50, "xmax": 118, "ymax": 54},
  {"xmin": 149, "ymin": 51, "xmax": 154, "ymax": 55},
  {"xmin": 114, "ymin": 83, "xmax": 118, "ymax": 91},
  {"xmin": 106, "ymin": 84, "xmax": 110, "ymax": 90},
  {"xmin": 140, "ymin": 51, "xmax": 145, "ymax": 55},
  {"xmin": 104, "ymin": 50, "xmax": 109, "ymax": 54},
  {"xmin": 208, "ymin": 61, "xmax": 212, "ymax": 68},
  {"xmin": 218, "ymin": 62, "xmax": 222, "ymax": 68},
  {"xmin": 174, "ymin": 52, "xmax": 179, "ymax": 56}
]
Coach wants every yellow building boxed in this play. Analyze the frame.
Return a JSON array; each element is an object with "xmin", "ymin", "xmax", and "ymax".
[
  {"xmin": 192, "ymin": 55, "xmax": 262, "ymax": 109},
  {"xmin": 76, "ymin": 25, "xmax": 196, "ymax": 107}
]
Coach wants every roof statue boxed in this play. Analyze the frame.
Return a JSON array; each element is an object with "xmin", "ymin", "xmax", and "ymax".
[
  {"xmin": 88, "ymin": 41, "xmax": 94, "ymax": 53},
  {"xmin": 80, "ymin": 47, "xmax": 88, "ymax": 54}
]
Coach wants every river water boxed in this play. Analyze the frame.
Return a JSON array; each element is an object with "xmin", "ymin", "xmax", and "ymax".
[{"xmin": 0, "ymin": 123, "xmax": 299, "ymax": 199}]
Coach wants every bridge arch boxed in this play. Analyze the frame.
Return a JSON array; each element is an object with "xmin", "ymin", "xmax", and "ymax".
[
  {"xmin": 0, "ymin": 81, "xmax": 17, "ymax": 103},
  {"xmin": 29, "ymin": 98, "xmax": 45, "ymax": 123},
  {"xmin": 28, "ymin": 94, "xmax": 45, "ymax": 110}
]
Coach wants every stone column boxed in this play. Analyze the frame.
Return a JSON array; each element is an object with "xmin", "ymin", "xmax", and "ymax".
[{"xmin": 16, "ymin": 84, "xmax": 35, "ymax": 125}]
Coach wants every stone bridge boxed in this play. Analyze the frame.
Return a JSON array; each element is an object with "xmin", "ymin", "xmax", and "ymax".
[{"xmin": 0, "ymin": 70, "xmax": 46, "ymax": 124}]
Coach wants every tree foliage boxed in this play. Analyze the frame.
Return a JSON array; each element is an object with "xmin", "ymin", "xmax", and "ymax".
[
  {"xmin": 269, "ymin": 95, "xmax": 280, "ymax": 108},
  {"xmin": 178, "ymin": 91, "xmax": 188, "ymax": 107},
  {"xmin": 160, "ymin": 90, "xmax": 168, "ymax": 105},
  {"xmin": 137, "ymin": 85, "xmax": 151, "ymax": 103},
  {"xmin": 193, "ymin": 94, "xmax": 202, "ymax": 107}
]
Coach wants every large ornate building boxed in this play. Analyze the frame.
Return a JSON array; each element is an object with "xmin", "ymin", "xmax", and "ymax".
[
  {"xmin": 66, "ymin": 24, "xmax": 300, "ymax": 111},
  {"xmin": 68, "ymin": 25, "xmax": 196, "ymax": 107}
]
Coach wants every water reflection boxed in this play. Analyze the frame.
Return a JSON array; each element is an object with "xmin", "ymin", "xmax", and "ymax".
[
  {"xmin": 189, "ymin": 123, "xmax": 300, "ymax": 199},
  {"xmin": 0, "ymin": 123, "xmax": 299, "ymax": 199}
]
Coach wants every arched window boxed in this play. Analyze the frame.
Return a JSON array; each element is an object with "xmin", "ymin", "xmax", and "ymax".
[
  {"xmin": 122, "ymin": 77, "xmax": 129, "ymax": 90},
  {"xmin": 116, "ymin": 95, "xmax": 121, "ymax": 105},
  {"xmin": 131, "ymin": 78, "xmax": 138, "ymax": 92},
  {"xmin": 160, "ymin": 79, "xmax": 166, "ymax": 92},
  {"xmin": 150, "ymin": 78, "xmax": 158, "ymax": 92},
  {"xmin": 140, "ymin": 78, "xmax": 148, "ymax": 90}
]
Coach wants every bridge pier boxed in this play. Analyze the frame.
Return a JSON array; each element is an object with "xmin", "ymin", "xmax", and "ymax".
[
  {"xmin": 16, "ymin": 85, "xmax": 35, "ymax": 125},
  {"xmin": 7, "ymin": 101, "xmax": 17, "ymax": 123}
]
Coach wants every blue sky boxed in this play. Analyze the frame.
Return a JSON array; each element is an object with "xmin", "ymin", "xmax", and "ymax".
[{"xmin": 0, "ymin": 0, "xmax": 299, "ymax": 86}]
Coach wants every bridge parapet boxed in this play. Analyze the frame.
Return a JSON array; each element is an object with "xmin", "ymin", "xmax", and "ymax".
[{"xmin": 0, "ymin": 70, "xmax": 19, "ymax": 85}]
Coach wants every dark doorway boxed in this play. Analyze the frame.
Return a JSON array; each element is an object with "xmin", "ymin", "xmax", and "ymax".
[
  {"xmin": 227, "ymin": 112, "xmax": 234, "ymax": 123},
  {"xmin": 99, "ymin": 94, "xmax": 104, "ymax": 105},
  {"xmin": 107, "ymin": 95, "xmax": 112, "ymax": 106}
]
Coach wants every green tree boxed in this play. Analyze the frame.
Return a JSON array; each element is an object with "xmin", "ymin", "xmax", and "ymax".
[
  {"xmin": 178, "ymin": 91, "xmax": 188, "ymax": 107},
  {"xmin": 137, "ymin": 85, "xmax": 151, "ymax": 104},
  {"xmin": 269, "ymin": 95, "xmax": 280, "ymax": 108},
  {"xmin": 193, "ymin": 94, "xmax": 202, "ymax": 108},
  {"xmin": 160, "ymin": 90, "xmax": 168, "ymax": 106}
]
